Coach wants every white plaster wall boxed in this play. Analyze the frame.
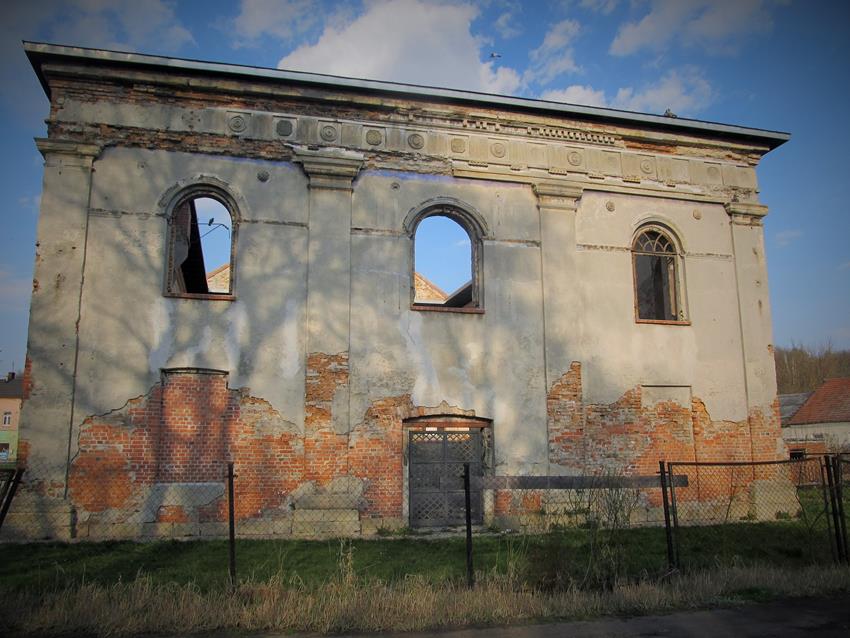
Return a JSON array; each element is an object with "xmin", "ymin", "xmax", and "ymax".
[
  {"xmin": 350, "ymin": 172, "xmax": 548, "ymax": 474},
  {"xmin": 785, "ymin": 422, "xmax": 850, "ymax": 447},
  {"xmin": 564, "ymin": 190, "xmax": 748, "ymax": 421},
  {"xmin": 42, "ymin": 150, "xmax": 768, "ymax": 472},
  {"xmin": 73, "ymin": 148, "xmax": 309, "ymax": 440}
]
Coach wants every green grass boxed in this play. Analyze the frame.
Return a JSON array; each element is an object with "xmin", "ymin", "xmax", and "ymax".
[
  {"xmin": 2, "ymin": 523, "xmax": 848, "ymax": 637},
  {"xmin": 0, "ymin": 536, "xmax": 523, "ymax": 592},
  {"xmin": 675, "ymin": 520, "xmax": 835, "ymax": 568},
  {"xmin": 1, "ymin": 514, "xmax": 841, "ymax": 594}
]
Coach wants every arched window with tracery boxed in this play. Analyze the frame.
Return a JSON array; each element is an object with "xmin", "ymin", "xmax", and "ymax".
[{"xmin": 632, "ymin": 225, "xmax": 685, "ymax": 322}]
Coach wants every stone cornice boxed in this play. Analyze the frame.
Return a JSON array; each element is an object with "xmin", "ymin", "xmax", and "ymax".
[
  {"xmin": 725, "ymin": 202, "xmax": 768, "ymax": 218},
  {"xmin": 35, "ymin": 51, "xmax": 785, "ymax": 152},
  {"xmin": 292, "ymin": 147, "xmax": 364, "ymax": 191},
  {"xmin": 35, "ymin": 138, "xmax": 101, "ymax": 167},
  {"xmin": 44, "ymin": 59, "xmax": 775, "ymax": 209},
  {"xmin": 533, "ymin": 182, "xmax": 584, "ymax": 212},
  {"xmin": 726, "ymin": 201, "xmax": 768, "ymax": 225},
  {"xmin": 48, "ymin": 96, "xmax": 763, "ymax": 205}
]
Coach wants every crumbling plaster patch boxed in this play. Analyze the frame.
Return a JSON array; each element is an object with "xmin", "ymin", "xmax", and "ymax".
[
  {"xmin": 547, "ymin": 362, "xmax": 784, "ymax": 478},
  {"xmin": 68, "ymin": 373, "xmax": 302, "ymax": 525}
]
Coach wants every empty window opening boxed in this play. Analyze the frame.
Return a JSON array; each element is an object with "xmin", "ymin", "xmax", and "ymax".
[
  {"xmin": 632, "ymin": 226, "xmax": 682, "ymax": 322},
  {"xmin": 169, "ymin": 196, "xmax": 233, "ymax": 295},
  {"xmin": 790, "ymin": 449, "xmax": 806, "ymax": 460},
  {"xmin": 414, "ymin": 215, "xmax": 474, "ymax": 308}
]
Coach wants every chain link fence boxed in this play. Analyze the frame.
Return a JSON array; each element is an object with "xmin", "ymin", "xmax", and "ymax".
[
  {"xmin": 661, "ymin": 456, "xmax": 849, "ymax": 570},
  {"xmin": 0, "ymin": 458, "xmax": 228, "ymax": 541},
  {"xmin": 1, "ymin": 454, "xmax": 848, "ymax": 588}
]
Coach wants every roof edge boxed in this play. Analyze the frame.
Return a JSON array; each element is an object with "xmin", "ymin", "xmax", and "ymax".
[{"xmin": 23, "ymin": 41, "xmax": 790, "ymax": 151}]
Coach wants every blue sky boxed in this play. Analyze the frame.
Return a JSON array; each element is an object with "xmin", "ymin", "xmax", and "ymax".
[{"xmin": 1, "ymin": 0, "xmax": 849, "ymax": 371}]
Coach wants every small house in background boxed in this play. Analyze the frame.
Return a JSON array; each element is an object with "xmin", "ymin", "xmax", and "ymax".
[
  {"xmin": 0, "ymin": 372, "xmax": 22, "ymax": 462},
  {"xmin": 782, "ymin": 378, "xmax": 850, "ymax": 457}
]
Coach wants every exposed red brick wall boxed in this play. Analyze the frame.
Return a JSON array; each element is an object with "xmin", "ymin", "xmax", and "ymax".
[
  {"xmin": 156, "ymin": 505, "xmax": 190, "ymax": 524},
  {"xmin": 21, "ymin": 356, "xmax": 33, "ymax": 400},
  {"xmin": 68, "ymin": 369, "xmax": 302, "ymax": 522},
  {"xmin": 548, "ymin": 363, "xmax": 696, "ymax": 477},
  {"xmin": 16, "ymin": 439, "xmax": 30, "ymax": 464},
  {"xmin": 304, "ymin": 352, "xmax": 349, "ymax": 484},
  {"xmin": 349, "ymin": 395, "xmax": 412, "ymax": 518},
  {"xmin": 548, "ymin": 362, "xmax": 784, "ymax": 474},
  {"xmin": 157, "ymin": 371, "xmax": 234, "ymax": 482},
  {"xmin": 59, "ymin": 358, "xmax": 786, "ymax": 531},
  {"xmin": 544, "ymin": 362, "xmax": 787, "ymax": 513},
  {"xmin": 349, "ymin": 396, "xmax": 481, "ymax": 519}
]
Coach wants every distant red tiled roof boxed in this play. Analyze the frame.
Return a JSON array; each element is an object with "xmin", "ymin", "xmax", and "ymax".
[{"xmin": 787, "ymin": 378, "xmax": 850, "ymax": 425}]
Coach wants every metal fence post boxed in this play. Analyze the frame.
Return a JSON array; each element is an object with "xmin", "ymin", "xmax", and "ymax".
[
  {"xmin": 0, "ymin": 468, "xmax": 24, "ymax": 532},
  {"xmin": 667, "ymin": 463, "xmax": 681, "ymax": 568},
  {"xmin": 830, "ymin": 455, "xmax": 850, "ymax": 563},
  {"xmin": 227, "ymin": 462, "xmax": 237, "ymax": 586},
  {"xmin": 824, "ymin": 456, "xmax": 846, "ymax": 564},
  {"xmin": 820, "ymin": 457, "xmax": 838, "ymax": 562},
  {"xmin": 463, "ymin": 462, "xmax": 474, "ymax": 588},
  {"xmin": 659, "ymin": 460, "xmax": 676, "ymax": 570}
]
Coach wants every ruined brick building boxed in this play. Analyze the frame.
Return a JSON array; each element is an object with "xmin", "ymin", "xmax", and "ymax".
[{"xmin": 15, "ymin": 42, "xmax": 789, "ymax": 538}]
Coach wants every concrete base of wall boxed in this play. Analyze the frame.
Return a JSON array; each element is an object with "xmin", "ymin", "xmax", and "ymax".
[
  {"xmin": 0, "ymin": 494, "xmax": 75, "ymax": 541},
  {"xmin": 291, "ymin": 508, "xmax": 360, "ymax": 538}
]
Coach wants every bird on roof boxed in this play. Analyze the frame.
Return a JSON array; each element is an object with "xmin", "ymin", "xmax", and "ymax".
[{"xmin": 663, "ymin": 108, "xmax": 678, "ymax": 118}]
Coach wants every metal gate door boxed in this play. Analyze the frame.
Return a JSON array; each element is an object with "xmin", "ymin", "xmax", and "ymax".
[{"xmin": 409, "ymin": 430, "xmax": 483, "ymax": 527}]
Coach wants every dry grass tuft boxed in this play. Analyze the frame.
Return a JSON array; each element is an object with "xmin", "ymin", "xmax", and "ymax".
[{"xmin": 5, "ymin": 563, "xmax": 850, "ymax": 637}]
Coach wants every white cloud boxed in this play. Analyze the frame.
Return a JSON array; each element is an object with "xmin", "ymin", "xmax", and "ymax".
[
  {"xmin": 540, "ymin": 85, "xmax": 607, "ymax": 107},
  {"xmin": 775, "ymin": 229, "xmax": 802, "ymax": 247},
  {"xmin": 579, "ymin": 0, "xmax": 619, "ymax": 14},
  {"xmin": 5, "ymin": 0, "xmax": 194, "ymax": 56},
  {"xmin": 612, "ymin": 67, "xmax": 712, "ymax": 114},
  {"xmin": 493, "ymin": 1, "xmax": 523, "ymax": 39},
  {"xmin": 48, "ymin": 0, "xmax": 195, "ymax": 52},
  {"xmin": 540, "ymin": 67, "xmax": 713, "ymax": 116},
  {"xmin": 277, "ymin": 0, "xmax": 521, "ymax": 94},
  {"xmin": 494, "ymin": 11, "xmax": 522, "ymax": 39},
  {"xmin": 611, "ymin": 0, "xmax": 778, "ymax": 56},
  {"xmin": 525, "ymin": 19, "xmax": 581, "ymax": 85},
  {"xmin": 230, "ymin": 0, "xmax": 319, "ymax": 47},
  {"xmin": 3, "ymin": 1, "xmax": 194, "ymax": 123}
]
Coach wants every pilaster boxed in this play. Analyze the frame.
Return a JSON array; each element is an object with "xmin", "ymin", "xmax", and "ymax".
[
  {"xmin": 726, "ymin": 201, "xmax": 780, "ymax": 458},
  {"xmin": 21, "ymin": 139, "xmax": 101, "ymax": 485},
  {"xmin": 534, "ymin": 181, "xmax": 585, "ymax": 402},
  {"xmin": 295, "ymin": 147, "xmax": 363, "ymax": 466}
]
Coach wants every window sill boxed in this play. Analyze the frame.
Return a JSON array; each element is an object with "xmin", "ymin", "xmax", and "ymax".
[
  {"xmin": 164, "ymin": 292, "xmax": 236, "ymax": 301},
  {"xmin": 411, "ymin": 304, "xmax": 484, "ymax": 315},
  {"xmin": 635, "ymin": 318, "xmax": 691, "ymax": 326}
]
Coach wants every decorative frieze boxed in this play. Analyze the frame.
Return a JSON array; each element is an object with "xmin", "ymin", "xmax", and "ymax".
[{"xmin": 50, "ymin": 95, "xmax": 760, "ymax": 201}]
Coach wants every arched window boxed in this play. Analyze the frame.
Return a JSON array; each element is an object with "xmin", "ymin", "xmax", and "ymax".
[
  {"xmin": 166, "ymin": 188, "xmax": 237, "ymax": 297},
  {"xmin": 408, "ymin": 204, "xmax": 484, "ymax": 310},
  {"xmin": 632, "ymin": 225, "xmax": 684, "ymax": 322}
]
